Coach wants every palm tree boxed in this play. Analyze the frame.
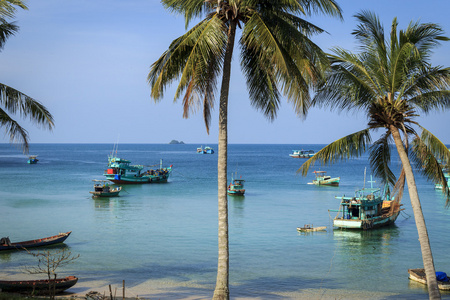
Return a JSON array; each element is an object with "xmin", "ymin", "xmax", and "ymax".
[
  {"xmin": 148, "ymin": 1, "xmax": 342, "ymax": 298},
  {"xmin": 299, "ymin": 11, "xmax": 450, "ymax": 299},
  {"xmin": 0, "ymin": 0, "xmax": 54, "ymax": 153}
]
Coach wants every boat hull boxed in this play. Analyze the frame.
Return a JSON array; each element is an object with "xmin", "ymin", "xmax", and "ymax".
[
  {"xmin": 297, "ymin": 226, "xmax": 326, "ymax": 232},
  {"xmin": 0, "ymin": 276, "xmax": 78, "ymax": 294},
  {"xmin": 0, "ymin": 232, "xmax": 71, "ymax": 251},
  {"xmin": 105, "ymin": 174, "xmax": 170, "ymax": 184},
  {"xmin": 408, "ymin": 268, "xmax": 450, "ymax": 290},
  {"xmin": 227, "ymin": 189, "xmax": 245, "ymax": 196},
  {"xmin": 313, "ymin": 177, "xmax": 340, "ymax": 186},
  {"xmin": 333, "ymin": 212, "xmax": 399, "ymax": 230}
]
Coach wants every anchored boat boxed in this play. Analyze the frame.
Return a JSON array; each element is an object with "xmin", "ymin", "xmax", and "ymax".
[
  {"xmin": 296, "ymin": 224, "xmax": 326, "ymax": 232},
  {"xmin": 197, "ymin": 145, "xmax": 214, "ymax": 154},
  {"xmin": 310, "ymin": 171, "xmax": 340, "ymax": 186},
  {"xmin": 27, "ymin": 155, "xmax": 39, "ymax": 164},
  {"xmin": 0, "ymin": 232, "xmax": 71, "ymax": 251},
  {"xmin": 329, "ymin": 176, "xmax": 403, "ymax": 230},
  {"xmin": 90, "ymin": 180, "xmax": 122, "ymax": 197},
  {"xmin": 227, "ymin": 173, "xmax": 245, "ymax": 196},
  {"xmin": 104, "ymin": 156, "xmax": 172, "ymax": 184},
  {"xmin": 289, "ymin": 149, "xmax": 315, "ymax": 158}
]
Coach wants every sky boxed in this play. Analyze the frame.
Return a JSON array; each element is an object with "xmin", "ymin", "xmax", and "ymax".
[{"xmin": 0, "ymin": 0, "xmax": 449, "ymax": 145}]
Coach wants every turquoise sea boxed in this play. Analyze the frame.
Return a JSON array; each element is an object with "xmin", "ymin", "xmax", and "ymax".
[{"xmin": 0, "ymin": 143, "xmax": 449, "ymax": 299}]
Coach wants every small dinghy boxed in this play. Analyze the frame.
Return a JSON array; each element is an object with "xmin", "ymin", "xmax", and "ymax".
[{"xmin": 408, "ymin": 268, "xmax": 450, "ymax": 290}]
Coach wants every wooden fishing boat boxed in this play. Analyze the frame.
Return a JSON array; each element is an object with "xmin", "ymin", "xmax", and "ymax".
[
  {"xmin": 311, "ymin": 171, "xmax": 340, "ymax": 186},
  {"xmin": 104, "ymin": 156, "xmax": 172, "ymax": 184},
  {"xmin": 90, "ymin": 180, "xmax": 122, "ymax": 197},
  {"xmin": 408, "ymin": 268, "xmax": 450, "ymax": 290},
  {"xmin": 329, "ymin": 175, "xmax": 403, "ymax": 230},
  {"xmin": 289, "ymin": 149, "xmax": 315, "ymax": 158},
  {"xmin": 227, "ymin": 173, "xmax": 245, "ymax": 196},
  {"xmin": 0, "ymin": 276, "xmax": 78, "ymax": 294},
  {"xmin": 27, "ymin": 155, "xmax": 39, "ymax": 164},
  {"xmin": 297, "ymin": 224, "xmax": 326, "ymax": 232},
  {"xmin": 0, "ymin": 232, "xmax": 71, "ymax": 251}
]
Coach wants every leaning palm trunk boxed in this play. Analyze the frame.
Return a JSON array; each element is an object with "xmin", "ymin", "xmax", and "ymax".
[
  {"xmin": 391, "ymin": 126, "xmax": 440, "ymax": 299},
  {"xmin": 213, "ymin": 21, "xmax": 237, "ymax": 300}
]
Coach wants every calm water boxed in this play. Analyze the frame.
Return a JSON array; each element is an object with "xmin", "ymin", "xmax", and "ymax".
[{"xmin": 0, "ymin": 143, "xmax": 449, "ymax": 299}]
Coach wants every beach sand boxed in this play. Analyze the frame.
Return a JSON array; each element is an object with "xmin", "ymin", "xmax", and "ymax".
[
  {"xmin": 1, "ymin": 271, "xmax": 400, "ymax": 299},
  {"xmin": 57, "ymin": 279, "xmax": 400, "ymax": 299}
]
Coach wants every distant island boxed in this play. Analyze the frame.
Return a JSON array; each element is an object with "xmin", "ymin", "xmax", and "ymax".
[{"xmin": 169, "ymin": 140, "xmax": 185, "ymax": 144}]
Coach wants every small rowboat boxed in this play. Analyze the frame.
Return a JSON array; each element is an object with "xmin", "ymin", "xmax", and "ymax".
[
  {"xmin": 0, "ymin": 276, "xmax": 78, "ymax": 294},
  {"xmin": 297, "ymin": 224, "xmax": 326, "ymax": 232},
  {"xmin": 408, "ymin": 268, "xmax": 450, "ymax": 290},
  {"xmin": 0, "ymin": 231, "xmax": 71, "ymax": 251}
]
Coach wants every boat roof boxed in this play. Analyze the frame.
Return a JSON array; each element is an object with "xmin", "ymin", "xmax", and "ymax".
[{"xmin": 313, "ymin": 171, "xmax": 326, "ymax": 174}]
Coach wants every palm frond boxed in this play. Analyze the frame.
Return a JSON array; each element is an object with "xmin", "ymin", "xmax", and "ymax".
[
  {"xmin": 298, "ymin": 128, "xmax": 371, "ymax": 176},
  {"xmin": 369, "ymin": 131, "xmax": 396, "ymax": 186},
  {"xmin": 149, "ymin": 16, "xmax": 226, "ymax": 102},
  {"xmin": 0, "ymin": 84, "xmax": 54, "ymax": 130},
  {"xmin": 0, "ymin": 107, "xmax": 29, "ymax": 153},
  {"xmin": 0, "ymin": 0, "xmax": 27, "ymax": 19},
  {"xmin": 161, "ymin": 0, "xmax": 212, "ymax": 28},
  {"xmin": 0, "ymin": 18, "xmax": 18, "ymax": 48},
  {"xmin": 313, "ymin": 50, "xmax": 379, "ymax": 112},
  {"xmin": 410, "ymin": 129, "xmax": 450, "ymax": 204}
]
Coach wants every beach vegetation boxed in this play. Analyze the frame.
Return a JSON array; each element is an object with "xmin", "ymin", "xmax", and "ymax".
[
  {"xmin": 149, "ymin": 0, "xmax": 342, "ymax": 298},
  {"xmin": 0, "ymin": 0, "xmax": 54, "ymax": 153},
  {"xmin": 299, "ymin": 11, "xmax": 450, "ymax": 299},
  {"xmin": 24, "ymin": 248, "xmax": 80, "ymax": 299}
]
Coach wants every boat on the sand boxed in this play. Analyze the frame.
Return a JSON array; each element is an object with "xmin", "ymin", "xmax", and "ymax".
[
  {"xmin": 0, "ymin": 232, "xmax": 71, "ymax": 251},
  {"xmin": 0, "ymin": 276, "xmax": 78, "ymax": 294},
  {"xmin": 408, "ymin": 268, "xmax": 450, "ymax": 290}
]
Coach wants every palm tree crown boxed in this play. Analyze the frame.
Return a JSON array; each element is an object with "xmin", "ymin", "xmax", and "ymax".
[
  {"xmin": 0, "ymin": 0, "xmax": 54, "ymax": 153},
  {"xmin": 299, "ymin": 11, "xmax": 450, "ymax": 299},
  {"xmin": 149, "ymin": 1, "xmax": 342, "ymax": 299}
]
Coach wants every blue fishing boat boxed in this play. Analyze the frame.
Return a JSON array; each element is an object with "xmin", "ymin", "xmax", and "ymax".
[
  {"xmin": 227, "ymin": 173, "xmax": 245, "ymax": 196},
  {"xmin": 104, "ymin": 156, "xmax": 172, "ymax": 184},
  {"xmin": 329, "ymin": 176, "xmax": 403, "ymax": 230},
  {"xmin": 27, "ymin": 155, "xmax": 39, "ymax": 164},
  {"xmin": 197, "ymin": 145, "xmax": 214, "ymax": 154},
  {"xmin": 289, "ymin": 149, "xmax": 314, "ymax": 158}
]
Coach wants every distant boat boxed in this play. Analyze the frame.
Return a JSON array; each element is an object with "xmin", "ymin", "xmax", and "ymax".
[
  {"xmin": 0, "ymin": 232, "xmax": 72, "ymax": 251},
  {"xmin": 296, "ymin": 224, "xmax": 326, "ymax": 232},
  {"xmin": 289, "ymin": 149, "xmax": 315, "ymax": 158},
  {"xmin": 27, "ymin": 155, "xmax": 39, "ymax": 164},
  {"xmin": 408, "ymin": 268, "xmax": 450, "ymax": 290},
  {"xmin": 227, "ymin": 173, "xmax": 245, "ymax": 196},
  {"xmin": 104, "ymin": 156, "xmax": 172, "ymax": 184},
  {"xmin": 329, "ymin": 175, "xmax": 403, "ymax": 230},
  {"xmin": 310, "ymin": 171, "xmax": 340, "ymax": 186},
  {"xmin": 197, "ymin": 146, "xmax": 214, "ymax": 154},
  {"xmin": 0, "ymin": 276, "xmax": 78, "ymax": 295},
  {"xmin": 89, "ymin": 180, "xmax": 122, "ymax": 197}
]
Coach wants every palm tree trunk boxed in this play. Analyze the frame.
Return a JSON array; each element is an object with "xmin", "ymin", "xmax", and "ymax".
[
  {"xmin": 213, "ymin": 20, "xmax": 237, "ymax": 300},
  {"xmin": 390, "ymin": 126, "xmax": 441, "ymax": 299}
]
